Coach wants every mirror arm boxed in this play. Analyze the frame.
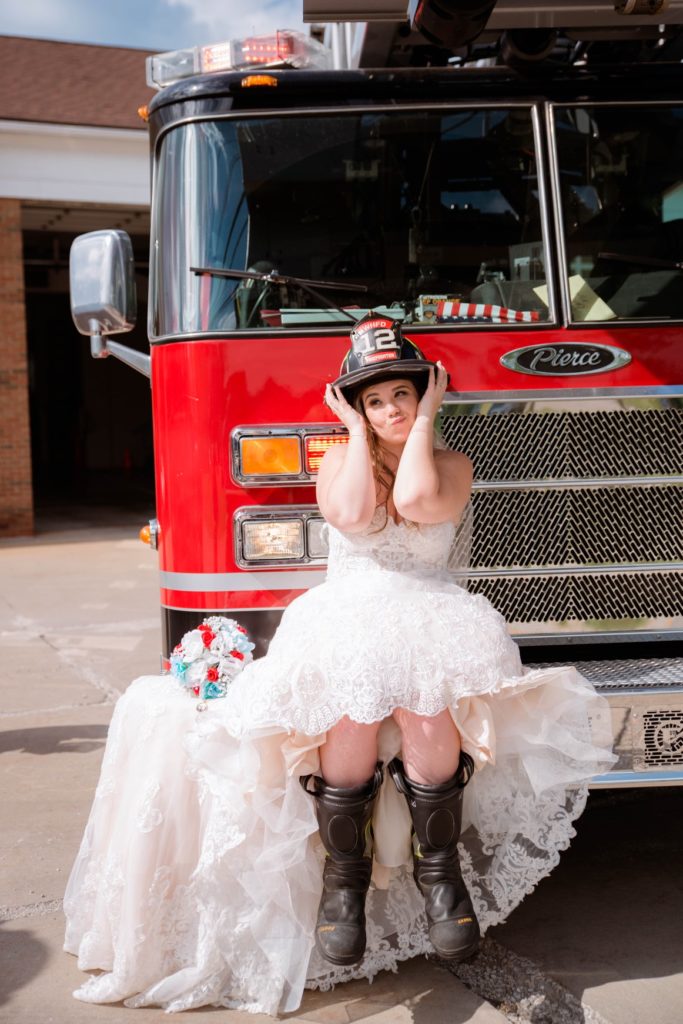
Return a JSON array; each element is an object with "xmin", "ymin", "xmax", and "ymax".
[{"xmin": 88, "ymin": 322, "xmax": 150, "ymax": 378}]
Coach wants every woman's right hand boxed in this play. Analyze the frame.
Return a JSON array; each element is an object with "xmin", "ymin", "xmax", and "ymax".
[
  {"xmin": 324, "ymin": 384, "xmax": 366, "ymax": 437},
  {"xmin": 318, "ymin": 385, "xmax": 376, "ymax": 532}
]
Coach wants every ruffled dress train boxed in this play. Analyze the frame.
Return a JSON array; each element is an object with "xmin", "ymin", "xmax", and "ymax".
[{"xmin": 63, "ymin": 511, "xmax": 615, "ymax": 1015}]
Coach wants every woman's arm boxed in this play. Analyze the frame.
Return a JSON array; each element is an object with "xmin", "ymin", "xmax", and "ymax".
[
  {"xmin": 316, "ymin": 385, "xmax": 377, "ymax": 533},
  {"xmin": 393, "ymin": 365, "xmax": 473, "ymax": 524}
]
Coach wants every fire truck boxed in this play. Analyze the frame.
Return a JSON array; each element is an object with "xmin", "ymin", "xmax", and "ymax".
[{"xmin": 69, "ymin": 0, "xmax": 683, "ymax": 786}]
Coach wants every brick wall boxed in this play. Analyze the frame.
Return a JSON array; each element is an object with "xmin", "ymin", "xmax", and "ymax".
[{"xmin": 0, "ymin": 197, "xmax": 33, "ymax": 536}]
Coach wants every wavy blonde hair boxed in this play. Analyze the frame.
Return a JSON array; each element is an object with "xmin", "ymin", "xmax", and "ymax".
[{"xmin": 352, "ymin": 390, "xmax": 397, "ymax": 512}]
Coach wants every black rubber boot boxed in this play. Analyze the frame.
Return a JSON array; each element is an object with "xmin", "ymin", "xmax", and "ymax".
[
  {"xmin": 301, "ymin": 764, "xmax": 383, "ymax": 966},
  {"xmin": 388, "ymin": 753, "xmax": 480, "ymax": 961}
]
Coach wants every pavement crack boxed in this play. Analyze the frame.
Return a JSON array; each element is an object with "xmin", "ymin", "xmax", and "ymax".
[
  {"xmin": 51, "ymin": 650, "xmax": 123, "ymax": 703},
  {"xmin": 0, "ymin": 697, "xmax": 114, "ymax": 718},
  {"xmin": 441, "ymin": 937, "xmax": 614, "ymax": 1024},
  {"xmin": 38, "ymin": 633, "xmax": 60, "ymax": 652}
]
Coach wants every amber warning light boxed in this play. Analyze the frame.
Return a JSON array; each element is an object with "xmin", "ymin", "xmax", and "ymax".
[
  {"xmin": 241, "ymin": 74, "xmax": 279, "ymax": 88},
  {"xmin": 241, "ymin": 436, "xmax": 302, "ymax": 477}
]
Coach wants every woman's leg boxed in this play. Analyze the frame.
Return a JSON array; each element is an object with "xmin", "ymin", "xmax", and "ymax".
[
  {"xmin": 389, "ymin": 707, "xmax": 479, "ymax": 960},
  {"xmin": 308, "ymin": 715, "xmax": 383, "ymax": 966},
  {"xmin": 320, "ymin": 715, "xmax": 383, "ymax": 786},
  {"xmin": 393, "ymin": 707, "xmax": 461, "ymax": 784}
]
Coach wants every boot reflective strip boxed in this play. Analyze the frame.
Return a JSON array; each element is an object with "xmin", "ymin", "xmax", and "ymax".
[
  {"xmin": 159, "ymin": 570, "xmax": 325, "ymax": 592},
  {"xmin": 364, "ymin": 819, "xmax": 373, "ymax": 857}
]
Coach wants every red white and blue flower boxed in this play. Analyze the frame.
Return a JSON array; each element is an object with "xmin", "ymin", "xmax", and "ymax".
[{"xmin": 169, "ymin": 616, "xmax": 254, "ymax": 703}]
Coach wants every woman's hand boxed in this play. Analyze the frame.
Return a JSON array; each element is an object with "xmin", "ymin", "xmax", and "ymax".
[
  {"xmin": 318, "ymin": 385, "xmax": 376, "ymax": 533},
  {"xmin": 324, "ymin": 384, "xmax": 367, "ymax": 437},
  {"xmin": 415, "ymin": 362, "xmax": 448, "ymax": 426}
]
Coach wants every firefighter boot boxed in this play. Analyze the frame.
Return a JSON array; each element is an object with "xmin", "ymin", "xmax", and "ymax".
[
  {"xmin": 301, "ymin": 764, "xmax": 383, "ymax": 966},
  {"xmin": 388, "ymin": 753, "xmax": 480, "ymax": 961}
]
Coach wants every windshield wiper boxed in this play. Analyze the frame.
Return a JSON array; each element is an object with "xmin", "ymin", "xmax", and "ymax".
[{"xmin": 191, "ymin": 265, "xmax": 368, "ymax": 324}]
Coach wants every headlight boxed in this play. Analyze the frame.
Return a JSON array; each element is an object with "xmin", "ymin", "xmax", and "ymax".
[
  {"xmin": 235, "ymin": 506, "xmax": 328, "ymax": 567},
  {"xmin": 306, "ymin": 517, "xmax": 328, "ymax": 559},
  {"xmin": 242, "ymin": 520, "xmax": 304, "ymax": 561}
]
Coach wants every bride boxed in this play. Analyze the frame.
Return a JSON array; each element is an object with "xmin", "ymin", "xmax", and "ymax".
[{"xmin": 63, "ymin": 314, "xmax": 615, "ymax": 1015}]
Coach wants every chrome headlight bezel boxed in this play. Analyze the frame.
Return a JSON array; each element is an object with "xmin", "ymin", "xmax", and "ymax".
[{"xmin": 234, "ymin": 505, "xmax": 328, "ymax": 568}]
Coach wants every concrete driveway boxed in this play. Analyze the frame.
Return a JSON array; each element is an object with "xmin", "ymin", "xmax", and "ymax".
[{"xmin": 1, "ymin": 507, "xmax": 681, "ymax": 1023}]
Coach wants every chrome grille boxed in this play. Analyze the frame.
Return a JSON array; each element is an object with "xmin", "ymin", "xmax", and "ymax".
[
  {"xmin": 643, "ymin": 710, "xmax": 683, "ymax": 767},
  {"xmin": 471, "ymin": 486, "xmax": 682, "ymax": 568},
  {"xmin": 470, "ymin": 570, "xmax": 681, "ymax": 625},
  {"xmin": 441, "ymin": 407, "xmax": 683, "ymax": 481},
  {"xmin": 441, "ymin": 402, "xmax": 683, "ymax": 634},
  {"xmin": 529, "ymin": 658, "xmax": 683, "ymax": 691}
]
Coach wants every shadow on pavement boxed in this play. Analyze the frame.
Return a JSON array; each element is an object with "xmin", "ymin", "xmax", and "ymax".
[
  {"xmin": 0, "ymin": 498, "xmax": 154, "ymax": 549},
  {"xmin": 0, "ymin": 922, "xmax": 50, "ymax": 1007},
  {"xmin": 290, "ymin": 964, "xmax": 500, "ymax": 1024},
  {"xmin": 0, "ymin": 724, "xmax": 109, "ymax": 756},
  {"xmin": 492, "ymin": 786, "xmax": 683, "ymax": 1020}
]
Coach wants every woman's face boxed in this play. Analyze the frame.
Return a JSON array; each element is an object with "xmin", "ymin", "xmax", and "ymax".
[{"xmin": 360, "ymin": 378, "xmax": 419, "ymax": 445}]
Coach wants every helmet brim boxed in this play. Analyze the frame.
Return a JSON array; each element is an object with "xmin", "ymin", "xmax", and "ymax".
[{"xmin": 332, "ymin": 360, "xmax": 448, "ymax": 400}]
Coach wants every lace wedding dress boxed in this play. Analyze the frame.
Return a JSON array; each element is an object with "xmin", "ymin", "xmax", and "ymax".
[{"xmin": 63, "ymin": 508, "xmax": 615, "ymax": 1015}]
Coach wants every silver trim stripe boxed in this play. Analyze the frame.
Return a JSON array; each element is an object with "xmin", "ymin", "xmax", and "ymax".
[
  {"xmin": 161, "ymin": 604, "xmax": 287, "ymax": 612},
  {"xmin": 160, "ymin": 569, "xmax": 325, "ymax": 592}
]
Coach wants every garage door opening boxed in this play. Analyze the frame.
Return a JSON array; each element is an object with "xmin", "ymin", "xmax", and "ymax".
[{"xmin": 23, "ymin": 203, "xmax": 153, "ymax": 519}]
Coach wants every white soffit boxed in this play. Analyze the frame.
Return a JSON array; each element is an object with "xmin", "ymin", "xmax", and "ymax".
[{"xmin": 0, "ymin": 121, "xmax": 149, "ymax": 205}]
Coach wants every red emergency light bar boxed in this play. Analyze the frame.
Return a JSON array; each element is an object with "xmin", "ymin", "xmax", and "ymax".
[
  {"xmin": 304, "ymin": 434, "xmax": 349, "ymax": 474},
  {"xmin": 147, "ymin": 30, "xmax": 332, "ymax": 89}
]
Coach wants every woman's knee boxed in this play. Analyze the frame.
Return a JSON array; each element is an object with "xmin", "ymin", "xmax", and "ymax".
[
  {"xmin": 392, "ymin": 708, "xmax": 461, "ymax": 784},
  {"xmin": 393, "ymin": 707, "xmax": 458, "ymax": 744},
  {"xmin": 320, "ymin": 716, "xmax": 382, "ymax": 787}
]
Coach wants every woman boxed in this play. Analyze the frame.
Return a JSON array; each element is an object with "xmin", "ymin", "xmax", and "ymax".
[
  {"xmin": 64, "ymin": 315, "xmax": 615, "ymax": 1016},
  {"xmin": 309, "ymin": 320, "xmax": 478, "ymax": 968}
]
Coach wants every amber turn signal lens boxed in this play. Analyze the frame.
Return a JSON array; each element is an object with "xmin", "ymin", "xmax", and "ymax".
[
  {"xmin": 139, "ymin": 524, "xmax": 151, "ymax": 544},
  {"xmin": 304, "ymin": 434, "xmax": 348, "ymax": 474},
  {"xmin": 240, "ymin": 436, "xmax": 302, "ymax": 476},
  {"xmin": 241, "ymin": 74, "xmax": 279, "ymax": 87}
]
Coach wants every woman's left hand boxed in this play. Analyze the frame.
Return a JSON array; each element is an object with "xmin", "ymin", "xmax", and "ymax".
[{"xmin": 415, "ymin": 362, "xmax": 448, "ymax": 424}]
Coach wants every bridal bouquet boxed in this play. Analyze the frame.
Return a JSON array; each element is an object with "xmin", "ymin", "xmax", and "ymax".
[{"xmin": 169, "ymin": 616, "xmax": 255, "ymax": 706}]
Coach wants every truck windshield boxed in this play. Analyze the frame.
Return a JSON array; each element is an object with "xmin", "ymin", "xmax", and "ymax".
[
  {"xmin": 554, "ymin": 103, "xmax": 683, "ymax": 322},
  {"xmin": 152, "ymin": 107, "xmax": 551, "ymax": 336}
]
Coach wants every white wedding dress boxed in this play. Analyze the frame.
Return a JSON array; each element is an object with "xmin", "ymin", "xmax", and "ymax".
[{"xmin": 63, "ymin": 509, "xmax": 615, "ymax": 1015}]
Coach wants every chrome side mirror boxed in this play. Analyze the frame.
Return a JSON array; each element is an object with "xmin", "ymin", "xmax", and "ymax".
[
  {"xmin": 70, "ymin": 229, "xmax": 137, "ymax": 337},
  {"xmin": 69, "ymin": 230, "xmax": 150, "ymax": 378}
]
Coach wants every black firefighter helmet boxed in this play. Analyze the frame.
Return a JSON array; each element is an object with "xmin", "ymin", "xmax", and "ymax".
[{"xmin": 332, "ymin": 314, "xmax": 449, "ymax": 403}]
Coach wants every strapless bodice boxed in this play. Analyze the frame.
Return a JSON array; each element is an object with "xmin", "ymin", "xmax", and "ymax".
[{"xmin": 326, "ymin": 508, "xmax": 455, "ymax": 580}]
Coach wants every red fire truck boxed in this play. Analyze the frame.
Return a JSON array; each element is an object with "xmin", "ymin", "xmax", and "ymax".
[{"xmin": 69, "ymin": 1, "xmax": 683, "ymax": 786}]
